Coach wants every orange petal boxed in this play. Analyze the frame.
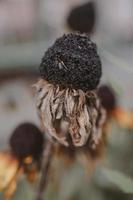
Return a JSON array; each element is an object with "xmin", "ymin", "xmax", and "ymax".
[{"xmin": 0, "ymin": 152, "xmax": 19, "ymax": 191}]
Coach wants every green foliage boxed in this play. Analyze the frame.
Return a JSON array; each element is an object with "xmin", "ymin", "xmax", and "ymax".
[{"xmin": 102, "ymin": 168, "xmax": 133, "ymax": 193}]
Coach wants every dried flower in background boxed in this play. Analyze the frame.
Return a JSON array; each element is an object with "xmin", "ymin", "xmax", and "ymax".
[
  {"xmin": 10, "ymin": 123, "xmax": 45, "ymax": 183},
  {"xmin": 0, "ymin": 123, "xmax": 45, "ymax": 199},
  {"xmin": 98, "ymin": 84, "xmax": 133, "ymax": 130},
  {"xmin": 98, "ymin": 85, "xmax": 117, "ymax": 116},
  {"xmin": 67, "ymin": 1, "xmax": 96, "ymax": 34},
  {"xmin": 10, "ymin": 123, "xmax": 44, "ymax": 163}
]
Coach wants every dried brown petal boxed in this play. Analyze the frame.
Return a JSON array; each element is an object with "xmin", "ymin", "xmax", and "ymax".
[{"xmin": 35, "ymin": 80, "xmax": 106, "ymax": 149}]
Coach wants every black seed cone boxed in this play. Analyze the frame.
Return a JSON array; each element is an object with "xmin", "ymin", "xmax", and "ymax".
[
  {"xmin": 40, "ymin": 33, "xmax": 102, "ymax": 92},
  {"xmin": 67, "ymin": 1, "xmax": 96, "ymax": 34},
  {"xmin": 10, "ymin": 123, "xmax": 44, "ymax": 161},
  {"xmin": 98, "ymin": 85, "xmax": 117, "ymax": 111}
]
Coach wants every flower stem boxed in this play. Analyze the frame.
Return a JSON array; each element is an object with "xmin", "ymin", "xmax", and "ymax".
[{"xmin": 35, "ymin": 141, "xmax": 53, "ymax": 200}]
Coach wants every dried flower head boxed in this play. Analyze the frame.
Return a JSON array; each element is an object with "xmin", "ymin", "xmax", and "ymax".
[
  {"xmin": 35, "ymin": 33, "xmax": 106, "ymax": 150},
  {"xmin": 67, "ymin": 2, "xmax": 96, "ymax": 34},
  {"xmin": 9, "ymin": 123, "xmax": 44, "ymax": 162}
]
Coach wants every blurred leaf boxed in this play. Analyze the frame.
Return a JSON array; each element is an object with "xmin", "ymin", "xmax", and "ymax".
[
  {"xmin": 58, "ymin": 164, "xmax": 85, "ymax": 200},
  {"xmin": 13, "ymin": 177, "xmax": 35, "ymax": 200},
  {"xmin": 109, "ymin": 80, "xmax": 123, "ymax": 96},
  {"xmin": 101, "ymin": 48, "xmax": 133, "ymax": 74},
  {"xmin": 102, "ymin": 168, "xmax": 133, "ymax": 193}
]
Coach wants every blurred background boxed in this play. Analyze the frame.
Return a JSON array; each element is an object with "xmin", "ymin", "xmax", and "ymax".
[{"xmin": 0, "ymin": 0, "xmax": 133, "ymax": 199}]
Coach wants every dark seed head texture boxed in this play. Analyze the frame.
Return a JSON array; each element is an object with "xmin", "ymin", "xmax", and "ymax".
[
  {"xmin": 10, "ymin": 123, "xmax": 44, "ymax": 162},
  {"xmin": 40, "ymin": 33, "xmax": 101, "ymax": 92}
]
